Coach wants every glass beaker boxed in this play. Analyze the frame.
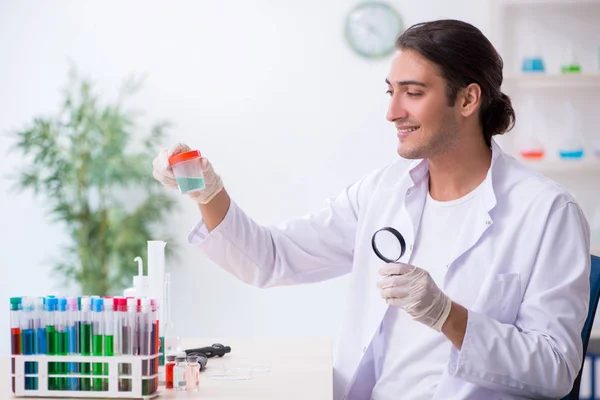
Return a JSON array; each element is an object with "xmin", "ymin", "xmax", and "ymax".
[
  {"xmin": 560, "ymin": 42, "xmax": 582, "ymax": 74},
  {"xmin": 558, "ymin": 99, "xmax": 585, "ymax": 159},
  {"xmin": 518, "ymin": 96, "xmax": 545, "ymax": 160}
]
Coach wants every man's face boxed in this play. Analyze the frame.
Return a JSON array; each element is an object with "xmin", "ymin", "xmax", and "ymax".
[{"xmin": 386, "ymin": 49, "xmax": 461, "ymax": 160}]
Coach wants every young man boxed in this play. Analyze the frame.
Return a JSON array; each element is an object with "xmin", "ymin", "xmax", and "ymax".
[{"xmin": 153, "ymin": 20, "xmax": 590, "ymax": 399}]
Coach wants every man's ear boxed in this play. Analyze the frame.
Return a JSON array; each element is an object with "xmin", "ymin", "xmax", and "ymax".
[{"xmin": 459, "ymin": 83, "xmax": 482, "ymax": 118}]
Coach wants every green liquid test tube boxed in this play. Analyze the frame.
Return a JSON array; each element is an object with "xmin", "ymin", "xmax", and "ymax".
[
  {"xmin": 79, "ymin": 297, "xmax": 92, "ymax": 391},
  {"xmin": 45, "ymin": 297, "xmax": 57, "ymax": 391},
  {"xmin": 92, "ymin": 298, "xmax": 104, "ymax": 391},
  {"xmin": 103, "ymin": 298, "xmax": 115, "ymax": 391},
  {"xmin": 56, "ymin": 298, "xmax": 68, "ymax": 390}
]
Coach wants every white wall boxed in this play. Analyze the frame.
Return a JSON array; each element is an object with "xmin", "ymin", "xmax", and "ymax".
[{"xmin": 0, "ymin": 0, "xmax": 495, "ymax": 355}]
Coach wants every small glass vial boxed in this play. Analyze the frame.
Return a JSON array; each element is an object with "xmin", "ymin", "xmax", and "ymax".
[
  {"xmin": 165, "ymin": 355, "xmax": 176, "ymax": 389},
  {"xmin": 186, "ymin": 355, "xmax": 201, "ymax": 392},
  {"xmin": 173, "ymin": 356, "xmax": 187, "ymax": 391}
]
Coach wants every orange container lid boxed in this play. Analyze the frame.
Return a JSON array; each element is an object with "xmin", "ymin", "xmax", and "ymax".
[{"xmin": 168, "ymin": 150, "xmax": 201, "ymax": 165}]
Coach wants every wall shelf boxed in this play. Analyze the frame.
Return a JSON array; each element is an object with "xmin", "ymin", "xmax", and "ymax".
[
  {"xmin": 520, "ymin": 158, "xmax": 600, "ymax": 173},
  {"xmin": 504, "ymin": 74, "xmax": 600, "ymax": 88},
  {"xmin": 498, "ymin": 0, "xmax": 600, "ymax": 6}
]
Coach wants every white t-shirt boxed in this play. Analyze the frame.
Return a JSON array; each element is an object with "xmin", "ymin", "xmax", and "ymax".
[{"xmin": 370, "ymin": 184, "xmax": 482, "ymax": 400}]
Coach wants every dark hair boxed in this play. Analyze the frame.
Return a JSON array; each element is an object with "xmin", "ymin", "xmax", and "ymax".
[{"xmin": 396, "ymin": 19, "xmax": 515, "ymax": 146}]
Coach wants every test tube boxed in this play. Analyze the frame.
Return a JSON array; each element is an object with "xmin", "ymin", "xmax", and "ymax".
[
  {"xmin": 76, "ymin": 297, "xmax": 82, "ymax": 354},
  {"xmin": 120, "ymin": 297, "xmax": 138, "ymax": 392},
  {"xmin": 10, "ymin": 297, "xmax": 21, "ymax": 394},
  {"xmin": 150, "ymin": 299, "xmax": 158, "ymax": 393},
  {"xmin": 91, "ymin": 298, "xmax": 104, "ymax": 391},
  {"xmin": 103, "ymin": 297, "xmax": 114, "ymax": 391},
  {"xmin": 131, "ymin": 298, "xmax": 140, "ymax": 357},
  {"xmin": 10, "ymin": 298, "xmax": 21, "ymax": 353},
  {"xmin": 34, "ymin": 298, "xmax": 46, "ymax": 356},
  {"xmin": 140, "ymin": 298, "xmax": 152, "ymax": 396},
  {"xmin": 56, "ymin": 298, "xmax": 68, "ymax": 390},
  {"xmin": 151, "ymin": 298, "xmax": 158, "ymax": 389},
  {"xmin": 114, "ymin": 297, "xmax": 125, "ymax": 390},
  {"xmin": 66, "ymin": 298, "xmax": 78, "ymax": 391},
  {"xmin": 113, "ymin": 297, "xmax": 124, "ymax": 357},
  {"xmin": 79, "ymin": 297, "xmax": 92, "ymax": 391},
  {"xmin": 46, "ymin": 297, "xmax": 57, "ymax": 391},
  {"xmin": 21, "ymin": 297, "xmax": 36, "ymax": 390}
]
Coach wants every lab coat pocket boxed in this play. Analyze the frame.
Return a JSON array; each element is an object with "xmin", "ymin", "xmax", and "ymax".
[{"xmin": 475, "ymin": 273, "xmax": 522, "ymax": 324}]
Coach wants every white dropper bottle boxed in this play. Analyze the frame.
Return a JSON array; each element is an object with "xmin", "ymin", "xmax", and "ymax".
[{"xmin": 123, "ymin": 257, "xmax": 150, "ymax": 298}]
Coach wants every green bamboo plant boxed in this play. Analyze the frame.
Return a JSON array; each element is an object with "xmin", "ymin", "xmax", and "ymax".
[{"xmin": 9, "ymin": 68, "xmax": 176, "ymax": 295}]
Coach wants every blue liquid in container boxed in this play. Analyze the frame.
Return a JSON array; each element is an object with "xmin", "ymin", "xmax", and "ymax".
[
  {"xmin": 559, "ymin": 150, "xmax": 584, "ymax": 159},
  {"xmin": 176, "ymin": 177, "xmax": 205, "ymax": 193},
  {"xmin": 36, "ymin": 328, "xmax": 46, "ymax": 354},
  {"xmin": 22, "ymin": 329, "xmax": 38, "ymax": 390},
  {"xmin": 67, "ymin": 326, "xmax": 78, "ymax": 390}
]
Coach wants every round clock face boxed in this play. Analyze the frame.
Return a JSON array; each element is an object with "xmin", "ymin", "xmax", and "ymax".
[{"xmin": 345, "ymin": 2, "xmax": 404, "ymax": 59}]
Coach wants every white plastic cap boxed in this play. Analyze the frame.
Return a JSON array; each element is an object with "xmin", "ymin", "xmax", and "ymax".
[
  {"xmin": 22, "ymin": 297, "xmax": 33, "ymax": 310},
  {"xmin": 127, "ymin": 297, "xmax": 137, "ymax": 310},
  {"xmin": 80, "ymin": 297, "xmax": 91, "ymax": 309},
  {"xmin": 141, "ymin": 297, "xmax": 151, "ymax": 311},
  {"xmin": 34, "ymin": 297, "xmax": 44, "ymax": 309},
  {"xmin": 104, "ymin": 297, "xmax": 114, "ymax": 310}
]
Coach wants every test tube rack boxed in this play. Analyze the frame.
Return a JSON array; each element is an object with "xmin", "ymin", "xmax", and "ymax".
[{"xmin": 10, "ymin": 354, "xmax": 159, "ymax": 399}]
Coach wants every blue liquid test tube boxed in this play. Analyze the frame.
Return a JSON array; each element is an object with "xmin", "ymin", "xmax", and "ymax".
[
  {"xmin": 34, "ymin": 298, "xmax": 46, "ymax": 356},
  {"xmin": 66, "ymin": 298, "xmax": 78, "ymax": 390},
  {"xmin": 21, "ymin": 297, "xmax": 36, "ymax": 390}
]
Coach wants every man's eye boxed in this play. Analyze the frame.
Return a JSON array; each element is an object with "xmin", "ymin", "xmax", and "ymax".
[
  {"xmin": 407, "ymin": 92, "xmax": 422, "ymax": 97},
  {"xmin": 386, "ymin": 90, "xmax": 393, "ymax": 96}
]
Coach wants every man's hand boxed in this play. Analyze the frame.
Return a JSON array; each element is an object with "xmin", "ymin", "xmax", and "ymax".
[{"xmin": 377, "ymin": 263, "xmax": 453, "ymax": 332}]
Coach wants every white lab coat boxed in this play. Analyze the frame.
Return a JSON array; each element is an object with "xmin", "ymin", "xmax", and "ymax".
[{"xmin": 189, "ymin": 140, "xmax": 591, "ymax": 399}]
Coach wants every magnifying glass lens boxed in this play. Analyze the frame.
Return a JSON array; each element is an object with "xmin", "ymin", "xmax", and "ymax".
[{"xmin": 372, "ymin": 228, "xmax": 405, "ymax": 263}]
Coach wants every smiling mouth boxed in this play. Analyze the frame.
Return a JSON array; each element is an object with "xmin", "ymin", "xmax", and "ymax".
[
  {"xmin": 397, "ymin": 126, "xmax": 420, "ymax": 137},
  {"xmin": 397, "ymin": 126, "xmax": 420, "ymax": 133}
]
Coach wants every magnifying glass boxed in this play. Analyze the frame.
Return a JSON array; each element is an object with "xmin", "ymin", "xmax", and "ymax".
[{"xmin": 371, "ymin": 227, "xmax": 406, "ymax": 263}]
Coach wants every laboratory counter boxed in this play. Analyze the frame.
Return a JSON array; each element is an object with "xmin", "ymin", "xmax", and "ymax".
[{"xmin": 3, "ymin": 337, "xmax": 333, "ymax": 400}]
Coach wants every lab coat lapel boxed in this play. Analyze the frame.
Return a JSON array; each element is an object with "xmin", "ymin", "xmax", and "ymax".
[
  {"xmin": 447, "ymin": 199, "xmax": 492, "ymax": 274},
  {"xmin": 446, "ymin": 143, "xmax": 500, "ymax": 276},
  {"xmin": 365, "ymin": 160, "xmax": 428, "ymax": 342}
]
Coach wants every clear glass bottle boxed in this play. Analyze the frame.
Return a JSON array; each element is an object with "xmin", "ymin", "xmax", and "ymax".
[
  {"xmin": 173, "ymin": 356, "xmax": 187, "ymax": 391},
  {"xmin": 186, "ymin": 355, "xmax": 201, "ymax": 392}
]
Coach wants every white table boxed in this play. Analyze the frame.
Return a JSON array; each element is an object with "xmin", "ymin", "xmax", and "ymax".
[{"xmin": 4, "ymin": 337, "xmax": 333, "ymax": 400}]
